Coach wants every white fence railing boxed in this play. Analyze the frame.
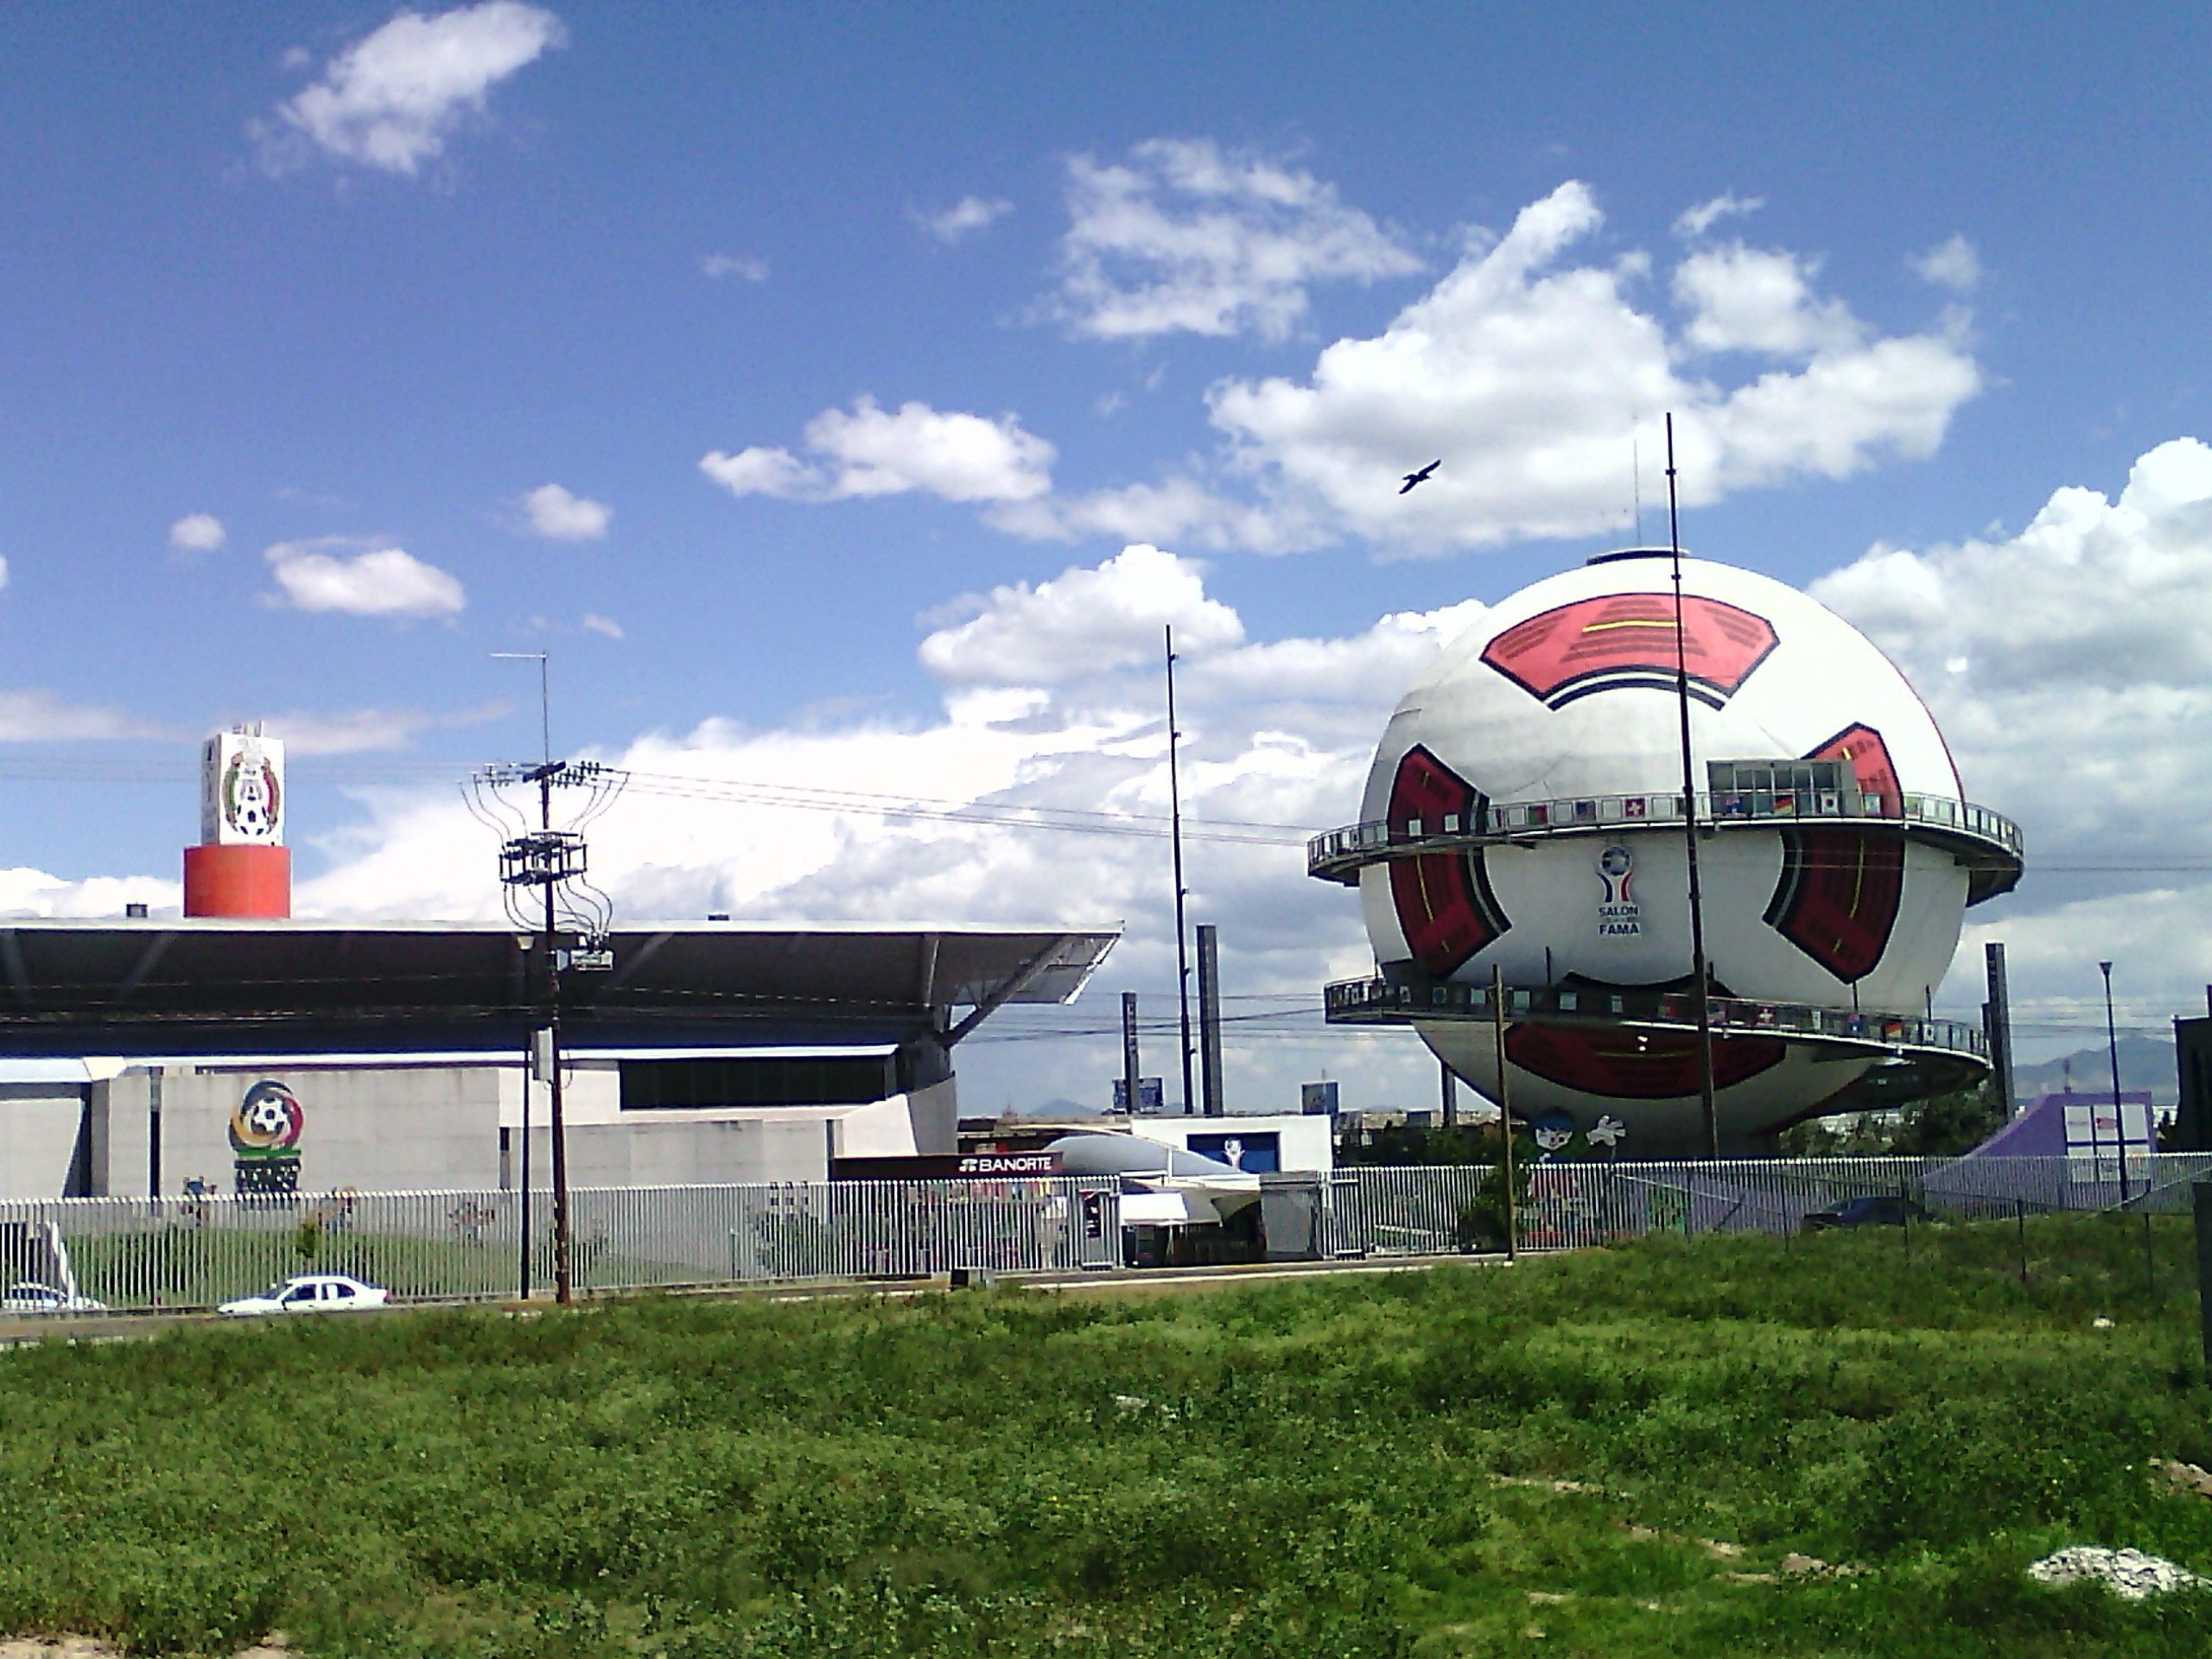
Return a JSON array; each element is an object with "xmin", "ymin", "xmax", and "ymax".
[
  {"xmin": 3, "ymin": 1155, "xmax": 2208, "ymax": 1312},
  {"xmin": 0, "ymin": 1177, "xmax": 1122, "ymax": 1312}
]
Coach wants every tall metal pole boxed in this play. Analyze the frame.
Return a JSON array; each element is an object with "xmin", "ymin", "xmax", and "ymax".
[
  {"xmin": 1666, "ymin": 414, "xmax": 1720, "ymax": 1158},
  {"xmin": 1491, "ymin": 962, "xmax": 1517, "ymax": 1261},
  {"xmin": 541, "ymin": 767, "xmax": 573, "ymax": 1304},
  {"xmin": 518, "ymin": 1037, "xmax": 531, "ymax": 1300},
  {"xmin": 2101, "ymin": 960, "xmax": 2130, "ymax": 1205},
  {"xmin": 1166, "ymin": 627, "xmax": 1197, "ymax": 1117},
  {"xmin": 493, "ymin": 652, "xmax": 551, "ymax": 1303}
]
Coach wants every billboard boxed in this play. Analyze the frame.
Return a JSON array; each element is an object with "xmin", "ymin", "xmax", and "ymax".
[
  {"xmin": 1112, "ymin": 1077, "xmax": 1166, "ymax": 1114},
  {"xmin": 200, "ymin": 729, "xmax": 286, "ymax": 846}
]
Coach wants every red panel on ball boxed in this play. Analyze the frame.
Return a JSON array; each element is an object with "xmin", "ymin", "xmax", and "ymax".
[
  {"xmin": 1503, "ymin": 1025, "xmax": 1786, "ymax": 1099},
  {"xmin": 1386, "ymin": 747, "xmax": 1509, "ymax": 976},
  {"xmin": 1480, "ymin": 594, "xmax": 1778, "ymax": 710}
]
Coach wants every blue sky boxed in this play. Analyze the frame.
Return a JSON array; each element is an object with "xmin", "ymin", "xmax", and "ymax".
[{"xmin": 3, "ymin": 3, "xmax": 2209, "ymax": 1109}]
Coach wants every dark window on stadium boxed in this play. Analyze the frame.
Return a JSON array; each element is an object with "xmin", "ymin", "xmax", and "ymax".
[
  {"xmin": 1707, "ymin": 759, "xmax": 1851, "ymax": 811},
  {"xmin": 619, "ymin": 1054, "xmax": 896, "ymax": 1110}
]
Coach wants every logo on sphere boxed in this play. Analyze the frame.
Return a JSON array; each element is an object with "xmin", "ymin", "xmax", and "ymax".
[
  {"xmin": 1596, "ymin": 844, "xmax": 1640, "ymax": 938},
  {"xmin": 1481, "ymin": 594, "xmax": 1778, "ymax": 710}
]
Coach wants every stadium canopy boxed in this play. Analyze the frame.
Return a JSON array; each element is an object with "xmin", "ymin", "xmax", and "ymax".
[{"xmin": 0, "ymin": 920, "xmax": 1117, "ymax": 1058}]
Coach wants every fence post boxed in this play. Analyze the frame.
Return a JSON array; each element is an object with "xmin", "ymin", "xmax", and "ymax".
[
  {"xmin": 2194, "ymin": 1176, "xmax": 2212, "ymax": 1370},
  {"xmin": 2016, "ymin": 1197, "xmax": 2028, "ymax": 1287}
]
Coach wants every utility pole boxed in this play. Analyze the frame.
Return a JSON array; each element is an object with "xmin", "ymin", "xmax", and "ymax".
[
  {"xmin": 470, "ymin": 664, "xmax": 624, "ymax": 1306},
  {"xmin": 1666, "ymin": 414, "xmax": 1720, "ymax": 1159},
  {"xmin": 2101, "ymin": 960, "xmax": 2130, "ymax": 1204},
  {"xmin": 1166, "ymin": 626, "xmax": 1196, "ymax": 1117}
]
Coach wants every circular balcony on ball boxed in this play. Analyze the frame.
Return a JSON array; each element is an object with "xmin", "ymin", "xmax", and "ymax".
[
  {"xmin": 1322, "ymin": 973, "xmax": 1993, "ymax": 1096},
  {"xmin": 1306, "ymin": 787, "xmax": 2023, "ymax": 906}
]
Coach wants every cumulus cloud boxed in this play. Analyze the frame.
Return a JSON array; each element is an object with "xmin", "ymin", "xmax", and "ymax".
[
  {"xmin": 1810, "ymin": 438, "xmax": 2212, "ymax": 1044},
  {"xmin": 168, "ymin": 513, "xmax": 226, "ymax": 553},
  {"xmin": 264, "ymin": 537, "xmax": 467, "ymax": 618},
  {"xmin": 700, "ymin": 252, "xmax": 770, "ymax": 282},
  {"xmin": 1910, "ymin": 233, "xmax": 1982, "ymax": 294},
  {"xmin": 582, "ymin": 612, "xmax": 624, "ymax": 639},
  {"xmin": 702, "ymin": 397, "xmax": 1055, "ymax": 505},
  {"xmin": 1048, "ymin": 181, "xmax": 1977, "ymax": 555},
  {"xmin": 114, "ymin": 545, "xmax": 1473, "ymax": 1109},
  {"xmin": 260, "ymin": 1, "xmax": 566, "ymax": 176},
  {"xmin": 520, "ymin": 482, "xmax": 611, "ymax": 540},
  {"xmin": 917, "ymin": 195, "xmax": 1013, "ymax": 244},
  {"xmin": 918, "ymin": 545, "xmax": 1245, "ymax": 684},
  {"xmin": 0, "ymin": 870, "xmax": 180, "ymax": 921},
  {"xmin": 1673, "ymin": 191, "xmax": 1764, "ymax": 238},
  {"xmin": 1051, "ymin": 137, "xmax": 1422, "ymax": 341},
  {"xmin": 1672, "ymin": 244, "xmax": 1864, "ymax": 357}
]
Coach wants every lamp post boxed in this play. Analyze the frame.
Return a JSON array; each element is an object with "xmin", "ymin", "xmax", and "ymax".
[{"xmin": 2101, "ymin": 960, "xmax": 2130, "ymax": 1204}]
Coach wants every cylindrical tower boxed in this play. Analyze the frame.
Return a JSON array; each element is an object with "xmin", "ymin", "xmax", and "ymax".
[
  {"xmin": 1310, "ymin": 552, "xmax": 2023, "ymax": 1154},
  {"xmin": 183, "ymin": 727, "xmax": 290, "ymax": 919}
]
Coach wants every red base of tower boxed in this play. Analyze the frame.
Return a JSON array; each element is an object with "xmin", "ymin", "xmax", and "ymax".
[{"xmin": 183, "ymin": 845, "xmax": 291, "ymax": 918}]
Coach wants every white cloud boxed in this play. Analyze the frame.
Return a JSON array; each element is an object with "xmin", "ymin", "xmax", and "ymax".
[
  {"xmin": 1809, "ymin": 438, "xmax": 2212, "ymax": 1046},
  {"xmin": 0, "ymin": 870, "xmax": 181, "ymax": 922},
  {"xmin": 264, "ymin": 538, "xmax": 466, "ymax": 618},
  {"xmin": 1673, "ymin": 192, "xmax": 1764, "ymax": 238},
  {"xmin": 582, "ymin": 612, "xmax": 624, "ymax": 639},
  {"xmin": 168, "ymin": 513, "xmax": 226, "ymax": 553},
  {"xmin": 1672, "ymin": 244, "xmax": 1864, "ymax": 357},
  {"xmin": 918, "ymin": 545, "xmax": 1245, "ymax": 684},
  {"xmin": 261, "ymin": 1, "xmax": 566, "ymax": 176},
  {"xmin": 1051, "ymin": 137, "xmax": 1422, "ymax": 341},
  {"xmin": 702, "ymin": 397, "xmax": 1055, "ymax": 505},
  {"xmin": 0, "ymin": 689, "xmax": 162, "ymax": 742},
  {"xmin": 917, "ymin": 195, "xmax": 1013, "ymax": 244},
  {"xmin": 0, "ymin": 556, "xmax": 8, "ymax": 592},
  {"xmin": 1910, "ymin": 233, "xmax": 1982, "ymax": 295},
  {"xmin": 520, "ymin": 482, "xmax": 611, "ymax": 540},
  {"xmin": 700, "ymin": 252, "xmax": 770, "ymax": 282}
]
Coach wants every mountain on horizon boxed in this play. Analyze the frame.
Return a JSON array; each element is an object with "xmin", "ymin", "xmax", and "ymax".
[{"xmin": 2010, "ymin": 1035, "xmax": 2177, "ymax": 1107}]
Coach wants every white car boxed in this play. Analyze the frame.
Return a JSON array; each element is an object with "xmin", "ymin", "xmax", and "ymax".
[
  {"xmin": 1, "ymin": 1281, "xmax": 108, "ymax": 1315},
  {"xmin": 217, "ymin": 1273, "xmax": 390, "ymax": 1317}
]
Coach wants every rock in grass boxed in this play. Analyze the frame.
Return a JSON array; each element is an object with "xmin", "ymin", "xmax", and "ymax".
[
  {"xmin": 2152, "ymin": 1459, "xmax": 2212, "ymax": 1498},
  {"xmin": 2027, "ymin": 1547, "xmax": 2209, "ymax": 1599}
]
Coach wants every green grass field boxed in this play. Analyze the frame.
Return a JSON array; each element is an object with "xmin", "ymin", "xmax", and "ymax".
[{"xmin": 2, "ymin": 1213, "xmax": 2209, "ymax": 1656}]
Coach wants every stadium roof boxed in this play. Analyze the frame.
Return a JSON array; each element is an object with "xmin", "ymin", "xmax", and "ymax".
[{"xmin": 0, "ymin": 919, "xmax": 1117, "ymax": 1058}]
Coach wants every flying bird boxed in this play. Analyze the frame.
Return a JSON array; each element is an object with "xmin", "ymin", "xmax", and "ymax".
[{"xmin": 1399, "ymin": 460, "xmax": 1441, "ymax": 494}]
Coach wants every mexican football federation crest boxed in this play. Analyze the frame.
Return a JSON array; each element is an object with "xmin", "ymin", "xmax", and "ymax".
[
  {"xmin": 221, "ymin": 747, "xmax": 282, "ymax": 840},
  {"xmin": 230, "ymin": 1079, "xmax": 304, "ymax": 1196},
  {"xmin": 1596, "ymin": 844, "xmax": 1640, "ymax": 938}
]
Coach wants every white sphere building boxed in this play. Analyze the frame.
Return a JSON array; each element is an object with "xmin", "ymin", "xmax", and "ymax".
[{"xmin": 1310, "ymin": 551, "xmax": 2023, "ymax": 1154}]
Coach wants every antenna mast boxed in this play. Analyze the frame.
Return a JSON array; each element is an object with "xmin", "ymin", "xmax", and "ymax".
[
  {"xmin": 1666, "ymin": 415, "xmax": 1720, "ymax": 1158},
  {"xmin": 1166, "ymin": 626, "xmax": 1197, "ymax": 1117}
]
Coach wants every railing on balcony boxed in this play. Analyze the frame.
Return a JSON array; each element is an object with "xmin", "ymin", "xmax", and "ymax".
[
  {"xmin": 1321, "ymin": 974, "xmax": 1990, "ymax": 1062},
  {"xmin": 1306, "ymin": 787, "xmax": 2023, "ymax": 901}
]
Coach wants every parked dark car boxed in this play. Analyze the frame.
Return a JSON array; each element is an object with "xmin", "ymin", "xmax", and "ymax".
[{"xmin": 1802, "ymin": 1194, "xmax": 1929, "ymax": 1231}]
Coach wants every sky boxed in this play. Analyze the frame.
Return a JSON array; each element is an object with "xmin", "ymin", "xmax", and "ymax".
[{"xmin": 2, "ymin": 3, "xmax": 2209, "ymax": 1114}]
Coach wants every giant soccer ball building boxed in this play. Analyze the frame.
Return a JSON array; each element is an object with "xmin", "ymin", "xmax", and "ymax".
[{"xmin": 1309, "ymin": 551, "xmax": 2023, "ymax": 1154}]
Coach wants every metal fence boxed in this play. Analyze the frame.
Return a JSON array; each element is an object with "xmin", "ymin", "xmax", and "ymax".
[
  {"xmin": 1352, "ymin": 1153, "xmax": 2212, "ymax": 1255},
  {"xmin": 5, "ymin": 1154, "xmax": 2209, "ymax": 1313},
  {"xmin": 0, "ymin": 1177, "xmax": 1122, "ymax": 1313}
]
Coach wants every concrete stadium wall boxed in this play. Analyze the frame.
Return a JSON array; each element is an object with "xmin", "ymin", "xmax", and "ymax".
[{"xmin": 0, "ymin": 1084, "xmax": 87, "ymax": 1201}]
